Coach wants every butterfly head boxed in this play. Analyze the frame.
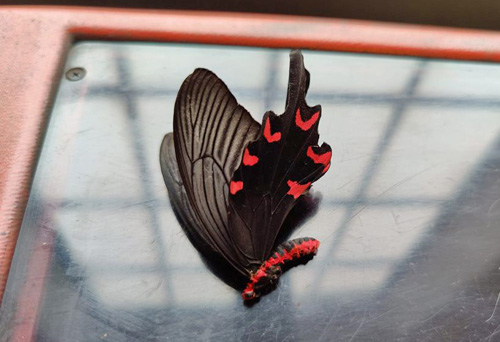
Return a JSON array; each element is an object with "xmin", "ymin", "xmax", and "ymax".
[{"xmin": 242, "ymin": 265, "xmax": 283, "ymax": 301}]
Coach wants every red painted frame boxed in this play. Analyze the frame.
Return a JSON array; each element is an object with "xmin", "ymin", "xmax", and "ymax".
[{"xmin": 2, "ymin": 6, "xmax": 500, "ymax": 333}]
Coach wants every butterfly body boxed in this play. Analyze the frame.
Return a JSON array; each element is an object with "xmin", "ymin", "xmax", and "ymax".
[
  {"xmin": 242, "ymin": 237, "xmax": 320, "ymax": 300},
  {"xmin": 160, "ymin": 50, "xmax": 331, "ymax": 301}
]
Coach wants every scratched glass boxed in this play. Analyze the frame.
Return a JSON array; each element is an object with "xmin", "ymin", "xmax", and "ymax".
[{"xmin": 1, "ymin": 43, "xmax": 500, "ymax": 342}]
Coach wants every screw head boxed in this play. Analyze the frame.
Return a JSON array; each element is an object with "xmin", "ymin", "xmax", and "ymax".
[{"xmin": 65, "ymin": 67, "xmax": 86, "ymax": 81}]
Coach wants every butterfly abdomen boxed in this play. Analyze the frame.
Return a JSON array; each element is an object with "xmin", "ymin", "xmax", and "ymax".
[
  {"xmin": 242, "ymin": 237, "xmax": 320, "ymax": 300},
  {"xmin": 274, "ymin": 237, "xmax": 320, "ymax": 262}
]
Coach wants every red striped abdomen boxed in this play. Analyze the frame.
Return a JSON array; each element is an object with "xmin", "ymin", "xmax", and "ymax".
[{"xmin": 242, "ymin": 237, "xmax": 320, "ymax": 301}]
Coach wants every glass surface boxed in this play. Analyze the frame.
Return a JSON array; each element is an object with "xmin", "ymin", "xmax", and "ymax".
[{"xmin": 1, "ymin": 42, "xmax": 500, "ymax": 342}]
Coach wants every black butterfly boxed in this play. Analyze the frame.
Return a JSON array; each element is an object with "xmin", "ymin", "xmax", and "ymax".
[{"xmin": 160, "ymin": 50, "xmax": 332, "ymax": 301}]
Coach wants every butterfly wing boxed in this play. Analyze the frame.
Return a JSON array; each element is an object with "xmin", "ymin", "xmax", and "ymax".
[
  {"xmin": 228, "ymin": 50, "xmax": 332, "ymax": 266},
  {"xmin": 160, "ymin": 68, "xmax": 260, "ymax": 275},
  {"xmin": 160, "ymin": 133, "xmax": 208, "ymax": 250}
]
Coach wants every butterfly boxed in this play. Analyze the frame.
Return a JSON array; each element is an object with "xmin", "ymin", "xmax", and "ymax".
[{"xmin": 160, "ymin": 50, "xmax": 332, "ymax": 301}]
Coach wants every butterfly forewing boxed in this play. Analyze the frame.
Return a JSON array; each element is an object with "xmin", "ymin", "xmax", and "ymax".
[
  {"xmin": 160, "ymin": 134, "xmax": 209, "ymax": 247},
  {"xmin": 162, "ymin": 68, "xmax": 260, "ymax": 275}
]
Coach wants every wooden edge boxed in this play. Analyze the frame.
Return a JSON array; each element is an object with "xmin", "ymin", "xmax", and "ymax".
[{"xmin": 2, "ymin": 6, "xmax": 500, "ymax": 337}]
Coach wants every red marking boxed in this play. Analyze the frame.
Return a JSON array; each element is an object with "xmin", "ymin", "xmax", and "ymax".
[
  {"xmin": 230, "ymin": 181, "xmax": 243, "ymax": 195},
  {"xmin": 242, "ymin": 238, "xmax": 320, "ymax": 300},
  {"xmin": 307, "ymin": 146, "xmax": 331, "ymax": 166},
  {"xmin": 282, "ymin": 252, "xmax": 293, "ymax": 261},
  {"xmin": 274, "ymin": 254, "xmax": 285, "ymax": 264},
  {"xmin": 243, "ymin": 148, "xmax": 259, "ymax": 166},
  {"xmin": 307, "ymin": 146, "xmax": 332, "ymax": 173},
  {"xmin": 263, "ymin": 117, "xmax": 281, "ymax": 143},
  {"xmin": 295, "ymin": 108, "xmax": 320, "ymax": 131},
  {"xmin": 322, "ymin": 163, "xmax": 331, "ymax": 174},
  {"xmin": 287, "ymin": 180, "xmax": 311, "ymax": 199}
]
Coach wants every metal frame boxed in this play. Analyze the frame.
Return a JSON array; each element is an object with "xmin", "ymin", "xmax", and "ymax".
[{"xmin": 2, "ymin": 5, "xmax": 500, "ymax": 307}]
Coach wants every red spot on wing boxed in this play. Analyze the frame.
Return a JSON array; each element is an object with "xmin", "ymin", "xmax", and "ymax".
[
  {"xmin": 243, "ymin": 148, "xmax": 259, "ymax": 166},
  {"xmin": 307, "ymin": 146, "xmax": 332, "ymax": 166},
  {"xmin": 230, "ymin": 181, "xmax": 243, "ymax": 195},
  {"xmin": 263, "ymin": 117, "xmax": 281, "ymax": 143},
  {"xmin": 322, "ymin": 163, "xmax": 331, "ymax": 174},
  {"xmin": 295, "ymin": 108, "xmax": 320, "ymax": 131},
  {"xmin": 287, "ymin": 180, "xmax": 311, "ymax": 199}
]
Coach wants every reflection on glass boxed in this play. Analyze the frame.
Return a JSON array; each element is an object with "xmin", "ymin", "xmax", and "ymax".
[{"xmin": 1, "ymin": 43, "xmax": 500, "ymax": 342}]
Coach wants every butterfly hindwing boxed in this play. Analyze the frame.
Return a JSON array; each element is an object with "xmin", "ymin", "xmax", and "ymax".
[{"xmin": 228, "ymin": 50, "xmax": 332, "ymax": 264}]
